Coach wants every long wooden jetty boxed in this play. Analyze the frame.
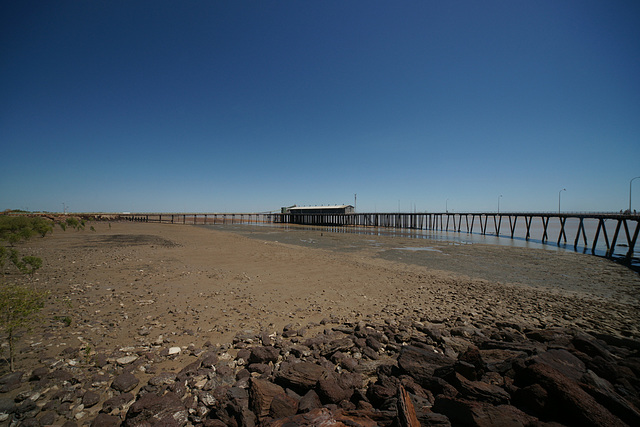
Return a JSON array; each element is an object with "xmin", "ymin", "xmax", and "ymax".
[{"xmin": 121, "ymin": 212, "xmax": 639, "ymax": 263}]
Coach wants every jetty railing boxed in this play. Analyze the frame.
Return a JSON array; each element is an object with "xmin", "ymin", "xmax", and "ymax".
[{"xmin": 120, "ymin": 212, "xmax": 639, "ymax": 263}]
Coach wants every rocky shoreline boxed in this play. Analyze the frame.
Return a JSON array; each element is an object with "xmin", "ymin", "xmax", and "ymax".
[
  {"xmin": 2, "ymin": 222, "xmax": 639, "ymax": 426},
  {"xmin": 2, "ymin": 316, "xmax": 639, "ymax": 426}
]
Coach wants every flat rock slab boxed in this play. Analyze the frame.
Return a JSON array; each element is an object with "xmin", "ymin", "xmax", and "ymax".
[
  {"xmin": 124, "ymin": 392, "xmax": 187, "ymax": 427},
  {"xmin": 398, "ymin": 345, "xmax": 454, "ymax": 383},
  {"xmin": 275, "ymin": 361, "xmax": 325, "ymax": 393},
  {"xmin": 518, "ymin": 362, "xmax": 626, "ymax": 426},
  {"xmin": 116, "ymin": 355, "xmax": 138, "ymax": 365},
  {"xmin": 111, "ymin": 372, "xmax": 139, "ymax": 393}
]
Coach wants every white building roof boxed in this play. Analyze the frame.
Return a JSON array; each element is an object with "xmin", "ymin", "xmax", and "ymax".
[{"xmin": 290, "ymin": 205, "xmax": 353, "ymax": 210}]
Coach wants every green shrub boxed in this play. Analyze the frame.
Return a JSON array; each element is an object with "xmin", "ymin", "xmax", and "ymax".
[
  {"xmin": 0, "ymin": 284, "xmax": 48, "ymax": 371},
  {"xmin": 0, "ymin": 216, "xmax": 54, "ymax": 245}
]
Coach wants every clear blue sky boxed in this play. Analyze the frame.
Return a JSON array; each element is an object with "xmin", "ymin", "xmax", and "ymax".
[{"xmin": 2, "ymin": 1, "xmax": 639, "ymax": 213}]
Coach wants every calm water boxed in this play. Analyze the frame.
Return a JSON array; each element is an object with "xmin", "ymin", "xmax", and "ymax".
[{"xmin": 203, "ymin": 216, "xmax": 638, "ymax": 269}]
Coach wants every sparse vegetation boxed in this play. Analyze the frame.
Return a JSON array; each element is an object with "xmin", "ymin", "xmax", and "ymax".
[
  {"xmin": 0, "ymin": 284, "xmax": 48, "ymax": 371},
  {"xmin": 83, "ymin": 344, "xmax": 92, "ymax": 363},
  {"xmin": 0, "ymin": 216, "xmax": 51, "ymax": 275},
  {"xmin": 0, "ymin": 214, "xmax": 54, "ymax": 371},
  {"xmin": 0, "ymin": 215, "xmax": 53, "ymax": 244},
  {"xmin": 65, "ymin": 216, "xmax": 85, "ymax": 231},
  {"xmin": 53, "ymin": 315, "xmax": 72, "ymax": 327}
]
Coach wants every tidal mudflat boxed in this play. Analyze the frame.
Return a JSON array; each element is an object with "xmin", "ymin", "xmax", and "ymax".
[{"xmin": 2, "ymin": 221, "xmax": 639, "ymax": 425}]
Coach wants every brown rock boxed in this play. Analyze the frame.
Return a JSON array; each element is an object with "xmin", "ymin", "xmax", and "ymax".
[
  {"xmin": 322, "ymin": 337, "xmax": 355, "ymax": 357},
  {"xmin": 200, "ymin": 353, "xmax": 219, "ymax": 369},
  {"xmin": 124, "ymin": 392, "xmax": 187, "ymax": 427},
  {"xmin": 148, "ymin": 371, "xmax": 177, "ymax": 386},
  {"xmin": 48, "ymin": 369, "xmax": 75, "ymax": 385},
  {"xmin": 249, "ymin": 346, "xmax": 280, "ymax": 364},
  {"xmin": 203, "ymin": 420, "xmax": 228, "ymax": 427},
  {"xmin": 82, "ymin": 390, "xmax": 101, "ymax": 408},
  {"xmin": 177, "ymin": 360, "xmax": 201, "ymax": 379},
  {"xmin": 248, "ymin": 363, "xmax": 272, "ymax": 376},
  {"xmin": 269, "ymin": 392, "xmax": 299, "ymax": 419},
  {"xmin": 298, "ymin": 389, "xmax": 322, "ymax": 413},
  {"xmin": 268, "ymin": 407, "xmax": 377, "ymax": 427},
  {"xmin": 318, "ymin": 375, "xmax": 352, "ymax": 404},
  {"xmin": 236, "ymin": 368, "xmax": 251, "ymax": 381},
  {"xmin": 572, "ymin": 333, "xmax": 613, "ymax": 361},
  {"xmin": 445, "ymin": 372, "xmax": 510, "ymax": 405},
  {"xmin": 289, "ymin": 344, "xmax": 312, "ymax": 358},
  {"xmin": 29, "ymin": 366, "xmax": 49, "ymax": 381},
  {"xmin": 533, "ymin": 349, "xmax": 586, "ymax": 382},
  {"xmin": 517, "ymin": 362, "xmax": 626, "ymax": 426},
  {"xmin": 111, "ymin": 372, "xmax": 139, "ymax": 393},
  {"xmin": 525, "ymin": 328, "xmax": 570, "ymax": 344},
  {"xmin": 454, "ymin": 360, "xmax": 480, "ymax": 381},
  {"xmin": 433, "ymin": 397, "xmax": 537, "ymax": 427},
  {"xmin": 38, "ymin": 411, "xmax": 56, "ymax": 426},
  {"xmin": 91, "ymin": 413, "xmax": 121, "ymax": 427},
  {"xmin": 459, "ymin": 346, "xmax": 486, "ymax": 373},
  {"xmin": 397, "ymin": 385, "xmax": 421, "ymax": 427},
  {"xmin": 581, "ymin": 369, "xmax": 640, "ymax": 426},
  {"xmin": 249, "ymin": 378, "xmax": 285, "ymax": 421},
  {"xmin": 0, "ymin": 371, "xmax": 23, "ymax": 392},
  {"xmin": 480, "ymin": 340, "xmax": 539, "ymax": 355},
  {"xmin": 94, "ymin": 353, "xmax": 109, "ymax": 368},
  {"xmin": 274, "ymin": 361, "xmax": 325, "ymax": 392},
  {"xmin": 398, "ymin": 345, "xmax": 454, "ymax": 384},
  {"xmin": 367, "ymin": 374, "xmax": 399, "ymax": 407},
  {"xmin": 101, "ymin": 392, "xmax": 134, "ymax": 413},
  {"xmin": 236, "ymin": 348, "xmax": 251, "ymax": 362},
  {"xmin": 363, "ymin": 334, "xmax": 382, "ymax": 352},
  {"xmin": 318, "ymin": 371, "xmax": 363, "ymax": 404},
  {"xmin": 331, "ymin": 351, "xmax": 359, "ymax": 372},
  {"xmin": 513, "ymin": 383, "xmax": 548, "ymax": 415}
]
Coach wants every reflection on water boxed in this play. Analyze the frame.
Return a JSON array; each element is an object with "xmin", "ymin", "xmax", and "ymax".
[{"xmin": 201, "ymin": 218, "xmax": 638, "ymax": 270}]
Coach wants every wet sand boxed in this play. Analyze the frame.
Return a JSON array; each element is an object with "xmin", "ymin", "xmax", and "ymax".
[{"xmin": 6, "ymin": 221, "xmax": 640, "ymax": 373}]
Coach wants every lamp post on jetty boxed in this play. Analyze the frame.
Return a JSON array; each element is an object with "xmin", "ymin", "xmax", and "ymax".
[
  {"xmin": 558, "ymin": 188, "xmax": 566, "ymax": 214},
  {"xmin": 630, "ymin": 177, "xmax": 640, "ymax": 213},
  {"xmin": 446, "ymin": 198, "xmax": 449, "ymax": 213},
  {"xmin": 498, "ymin": 195, "xmax": 502, "ymax": 214}
]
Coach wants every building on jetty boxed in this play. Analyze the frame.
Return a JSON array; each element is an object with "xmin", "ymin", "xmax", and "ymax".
[{"xmin": 282, "ymin": 205, "xmax": 355, "ymax": 214}]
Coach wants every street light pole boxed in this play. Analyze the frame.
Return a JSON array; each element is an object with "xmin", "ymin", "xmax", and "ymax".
[
  {"xmin": 558, "ymin": 188, "xmax": 566, "ymax": 214},
  {"xmin": 446, "ymin": 198, "xmax": 449, "ymax": 213},
  {"xmin": 498, "ymin": 195, "xmax": 503, "ymax": 214},
  {"xmin": 630, "ymin": 177, "xmax": 640, "ymax": 213}
]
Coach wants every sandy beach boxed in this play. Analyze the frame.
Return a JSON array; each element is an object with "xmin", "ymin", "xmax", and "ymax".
[{"xmin": 6, "ymin": 220, "xmax": 639, "ymax": 375}]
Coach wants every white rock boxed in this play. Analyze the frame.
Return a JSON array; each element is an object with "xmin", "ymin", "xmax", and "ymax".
[
  {"xmin": 168, "ymin": 347, "xmax": 181, "ymax": 355},
  {"xmin": 116, "ymin": 355, "xmax": 138, "ymax": 365},
  {"xmin": 199, "ymin": 393, "xmax": 217, "ymax": 407},
  {"xmin": 194, "ymin": 377, "xmax": 207, "ymax": 389}
]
